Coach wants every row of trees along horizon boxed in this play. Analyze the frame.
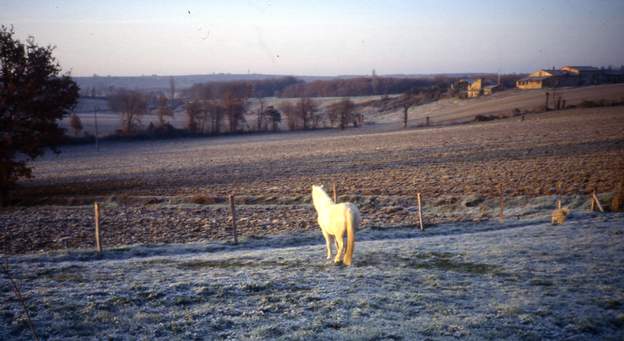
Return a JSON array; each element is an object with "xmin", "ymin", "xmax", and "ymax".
[{"xmin": 75, "ymin": 73, "xmax": 522, "ymax": 137}]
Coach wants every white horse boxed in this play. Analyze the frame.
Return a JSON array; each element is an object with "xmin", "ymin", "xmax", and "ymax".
[{"xmin": 311, "ymin": 185, "xmax": 360, "ymax": 266}]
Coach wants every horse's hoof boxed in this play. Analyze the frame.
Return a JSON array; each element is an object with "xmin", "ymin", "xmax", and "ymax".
[{"xmin": 334, "ymin": 260, "xmax": 342, "ymax": 266}]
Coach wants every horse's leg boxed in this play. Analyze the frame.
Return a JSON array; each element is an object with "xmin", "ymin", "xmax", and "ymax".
[
  {"xmin": 322, "ymin": 231, "xmax": 332, "ymax": 260},
  {"xmin": 334, "ymin": 232, "xmax": 344, "ymax": 264}
]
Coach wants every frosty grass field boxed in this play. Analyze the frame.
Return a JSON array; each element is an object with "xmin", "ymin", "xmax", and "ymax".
[{"xmin": 2, "ymin": 212, "xmax": 623, "ymax": 340}]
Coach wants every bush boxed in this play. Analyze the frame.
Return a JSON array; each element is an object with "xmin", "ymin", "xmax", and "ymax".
[
  {"xmin": 474, "ymin": 114, "xmax": 498, "ymax": 122},
  {"xmin": 578, "ymin": 98, "xmax": 624, "ymax": 108},
  {"xmin": 189, "ymin": 194, "xmax": 218, "ymax": 205}
]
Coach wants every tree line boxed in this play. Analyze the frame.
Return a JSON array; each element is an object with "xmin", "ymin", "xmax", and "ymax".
[
  {"xmin": 101, "ymin": 74, "xmax": 463, "ymax": 136},
  {"xmin": 184, "ymin": 75, "xmax": 449, "ymax": 99},
  {"xmin": 278, "ymin": 77, "xmax": 438, "ymax": 98},
  {"xmin": 105, "ymin": 84, "xmax": 363, "ymax": 136}
]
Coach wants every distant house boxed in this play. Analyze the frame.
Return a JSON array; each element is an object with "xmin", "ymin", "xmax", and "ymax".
[
  {"xmin": 454, "ymin": 78, "xmax": 500, "ymax": 98},
  {"xmin": 517, "ymin": 65, "xmax": 623, "ymax": 89},
  {"xmin": 560, "ymin": 66, "xmax": 602, "ymax": 85},
  {"xmin": 483, "ymin": 84, "xmax": 501, "ymax": 96},
  {"xmin": 467, "ymin": 78, "xmax": 483, "ymax": 98},
  {"xmin": 516, "ymin": 69, "xmax": 578, "ymax": 89}
]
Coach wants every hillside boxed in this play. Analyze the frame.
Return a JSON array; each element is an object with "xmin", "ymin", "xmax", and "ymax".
[{"xmin": 374, "ymin": 83, "xmax": 624, "ymax": 126}]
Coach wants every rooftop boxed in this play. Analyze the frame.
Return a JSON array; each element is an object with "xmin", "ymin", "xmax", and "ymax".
[{"xmin": 563, "ymin": 66, "xmax": 600, "ymax": 72}]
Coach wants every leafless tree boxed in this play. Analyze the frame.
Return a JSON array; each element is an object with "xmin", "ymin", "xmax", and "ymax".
[
  {"xmin": 169, "ymin": 76, "xmax": 176, "ymax": 108},
  {"xmin": 256, "ymin": 97, "xmax": 265, "ymax": 131},
  {"xmin": 69, "ymin": 113, "xmax": 83, "ymax": 136},
  {"xmin": 312, "ymin": 112, "xmax": 325, "ymax": 129},
  {"xmin": 278, "ymin": 101, "xmax": 297, "ymax": 130},
  {"xmin": 185, "ymin": 100, "xmax": 202, "ymax": 133},
  {"xmin": 371, "ymin": 69, "xmax": 380, "ymax": 94},
  {"xmin": 203, "ymin": 100, "xmax": 224, "ymax": 134},
  {"xmin": 399, "ymin": 92, "xmax": 420, "ymax": 128},
  {"xmin": 222, "ymin": 88, "xmax": 248, "ymax": 133},
  {"xmin": 296, "ymin": 97, "xmax": 318, "ymax": 129},
  {"xmin": 108, "ymin": 89, "xmax": 148, "ymax": 134},
  {"xmin": 327, "ymin": 98, "xmax": 355, "ymax": 130},
  {"xmin": 157, "ymin": 95, "xmax": 173, "ymax": 126},
  {"xmin": 262, "ymin": 106, "xmax": 282, "ymax": 131}
]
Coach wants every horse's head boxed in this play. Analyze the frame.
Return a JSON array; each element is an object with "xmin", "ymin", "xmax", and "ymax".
[
  {"xmin": 311, "ymin": 185, "xmax": 319, "ymax": 198},
  {"xmin": 311, "ymin": 184, "xmax": 325, "ymax": 197},
  {"xmin": 312, "ymin": 184, "xmax": 330, "ymax": 209},
  {"xmin": 311, "ymin": 184, "xmax": 324, "ymax": 191}
]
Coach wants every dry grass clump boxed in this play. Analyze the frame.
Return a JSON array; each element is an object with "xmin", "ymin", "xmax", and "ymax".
[
  {"xmin": 612, "ymin": 193, "xmax": 623, "ymax": 212},
  {"xmin": 189, "ymin": 194, "xmax": 217, "ymax": 205},
  {"xmin": 551, "ymin": 207, "xmax": 570, "ymax": 225},
  {"xmin": 611, "ymin": 181, "xmax": 624, "ymax": 212}
]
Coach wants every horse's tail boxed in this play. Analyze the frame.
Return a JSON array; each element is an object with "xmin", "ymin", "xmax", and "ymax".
[{"xmin": 343, "ymin": 205, "xmax": 359, "ymax": 266}]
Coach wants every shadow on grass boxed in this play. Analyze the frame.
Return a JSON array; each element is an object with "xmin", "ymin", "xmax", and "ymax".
[{"xmin": 356, "ymin": 250, "xmax": 502, "ymax": 275}]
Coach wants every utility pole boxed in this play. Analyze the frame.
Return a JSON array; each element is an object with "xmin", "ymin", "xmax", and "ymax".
[
  {"xmin": 169, "ymin": 76, "xmax": 176, "ymax": 109},
  {"xmin": 94, "ymin": 106, "xmax": 99, "ymax": 152}
]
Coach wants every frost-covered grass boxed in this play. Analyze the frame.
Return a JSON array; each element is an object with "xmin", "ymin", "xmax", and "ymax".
[{"xmin": 2, "ymin": 212, "xmax": 623, "ymax": 340}]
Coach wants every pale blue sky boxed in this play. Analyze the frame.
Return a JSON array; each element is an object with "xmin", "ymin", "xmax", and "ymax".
[{"xmin": 1, "ymin": 0, "xmax": 623, "ymax": 76}]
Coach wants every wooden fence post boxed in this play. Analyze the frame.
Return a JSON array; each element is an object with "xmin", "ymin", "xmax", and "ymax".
[
  {"xmin": 416, "ymin": 192, "xmax": 424, "ymax": 230},
  {"xmin": 94, "ymin": 202, "xmax": 102, "ymax": 255},
  {"xmin": 590, "ymin": 192, "xmax": 596, "ymax": 211},
  {"xmin": 229, "ymin": 194, "xmax": 238, "ymax": 244},
  {"xmin": 591, "ymin": 190, "xmax": 604, "ymax": 213},
  {"xmin": 498, "ymin": 184, "xmax": 505, "ymax": 224},
  {"xmin": 332, "ymin": 182, "xmax": 337, "ymax": 203},
  {"xmin": 557, "ymin": 181, "xmax": 562, "ymax": 209}
]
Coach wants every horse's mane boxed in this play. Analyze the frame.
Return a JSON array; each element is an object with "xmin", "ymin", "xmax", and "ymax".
[{"xmin": 312, "ymin": 185, "xmax": 333, "ymax": 209}]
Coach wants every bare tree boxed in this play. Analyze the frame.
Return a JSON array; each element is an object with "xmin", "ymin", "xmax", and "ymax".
[
  {"xmin": 327, "ymin": 98, "xmax": 355, "ymax": 130},
  {"xmin": 262, "ymin": 106, "xmax": 282, "ymax": 131},
  {"xmin": 203, "ymin": 100, "xmax": 224, "ymax": 134},
  {"xmin": 399, "ymin": 92, "xmax": 420, "ymax": 128},
  {"xmin": 371, "ymin": 69, "xmax": 380, "ymax": 94},
  {"xmin": 312, "ymin": 112, "xmax": 325, "ymax": 129},
  {"xmin": 222, "ymin": 89, "xmax": 248, "ymax": 133},
  {"xmin": 256, "ymin": 97, "xmax": 265, "ymax": 131},
  {"xmin": 296, "ymin": 97, "xmax": 318, "ymax": 129},
  {"xmin": 157, "ymin": 95, "xmax": 173, "ymax": 126},
  {"xmin": 108, "ymin": 89, "xmax": 148, "ymax": 134},
  {"xmin": 69, "ymin": 113, "xmax": 83, "ymax": 136},
  {"xmin": 278, "ymin": 101, "xmax": 297, "ymax": 130},
  {"xmin": 250, "ymin": 83, "xmax": 267, "ymax": 132},
  {"xmin": 185, "ymin": 100, "xmax": 202, "ymax": 133},
  {"xmin": 169, "ymin": 76, "xmax": 176, "ymax": 108}
]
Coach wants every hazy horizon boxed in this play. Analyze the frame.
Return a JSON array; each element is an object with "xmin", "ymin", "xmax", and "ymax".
[{"xmin": 2, "ymin": 0, "xmax": 623, "ymax": 77}]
